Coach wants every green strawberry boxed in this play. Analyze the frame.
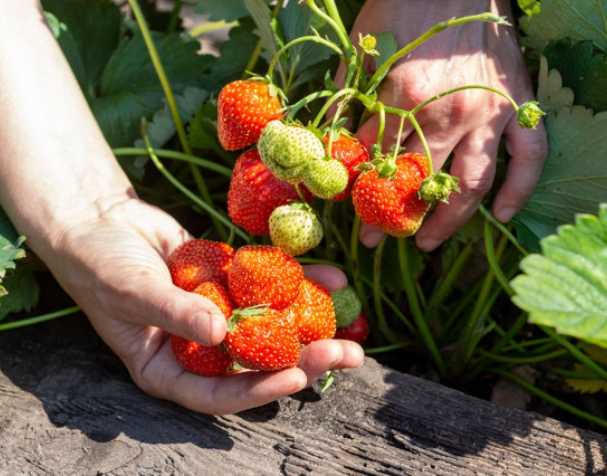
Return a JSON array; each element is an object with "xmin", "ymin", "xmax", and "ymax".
[
  {"xmin": 331, "ymin": 286, "xmax": 362, "ymax": 327},
  {"xmin": 258, "ymin": 120, "xmax": 325, "ymax": 184},
  {"xmin": 302, "ymin": 159, "xmax": 348, "ymax": 199},
  {"xmin": 516, "ymin": 101, "xmax": 545, "ymax": 129},
  {"xmin": 269, "ymin": 202, "xmax": 323, "ymax": 256}
]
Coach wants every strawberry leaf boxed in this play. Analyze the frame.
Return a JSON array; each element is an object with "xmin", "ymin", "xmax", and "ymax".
[
  {"xmin": 517, "ymin": 0, "xmax": 542, "ymax": 16},
  {"xmin": 511, "ymin": 205, "xmax": 607, "ymax": 349},
  {"xmin": 0, "ymin": 210, "xmax": 26, "ymax": 291},
  {"xmin": 195, "ymin": 0, "xmax": 249, "ymax": 22},
  {"xmin": 520, "ymin": 0, "xmax": 607, "ymax": 52},
  {"xmin": 375, "ymin": 32, "xmax": 398, "ymax": 69},
  {"xmin": 0, "ymin": 268, "xmax": 39, "ymax": 321}
]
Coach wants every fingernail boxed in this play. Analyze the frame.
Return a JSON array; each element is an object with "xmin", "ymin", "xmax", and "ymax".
[
  {"xmin": 199, "ymin": 313, "xmax": 226, "ymax": 345},
  {"xmin": 361, "ymin": 229, "xmax": 384, "ymax": 248},
  {"xmin": 416, "ymin": 237, "xmax": 441, "ymax": 252},
  {"xmin": 495, "ymin": 207, "xmax": 516, "ymax": 223}
]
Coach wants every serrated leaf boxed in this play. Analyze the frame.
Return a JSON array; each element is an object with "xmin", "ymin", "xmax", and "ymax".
[
  {"xmin": 0, "ymin": 210, "xmax": 25, "ymax": 282},
  {"xmin": 188, "ymin": 102, "xmax": 224, "ymax": 155},
  {"xmin": 0, "ymin": 268, "xmax": 39, "ymax": 321},
  {"xmin": 565, "ymin": 365, "xmax": 607, "ymax": 393},
  {"xmin": 195, "ymin": 0, "xmax": 249, "ymax": 21},
  {"xmin": 520, "ymin": 0, "xmax": 607, "ymax": 52},
  {"xmin": 536, "ymin": 56, "xmax": 574, "ymax": 112},
  {"xmin": 244, "ymin": 0, "xmax": 278, "ymax": 64},
  {"xmin": 92, "ymin": 32, "xmax": 211, "ymax": 147},
  {"xmin": 375, "ymin": 32, "xmax": 398, "ymax": 69},
  {"xmin": 545, "ymin": 40, "xmax": 607, "ymax": 112},
  {"xmin": 511, "ymin": 205, "xmax": 607, "ymax": 348},
  {"xmin": 518, "ymin": 0, "xmax": 542, "ymax": 16}
]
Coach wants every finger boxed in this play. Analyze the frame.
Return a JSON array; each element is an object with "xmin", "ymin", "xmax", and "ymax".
[
  {"xmin": 298, "ymin": 339, "xmax": 365, "ymax": 385},
  {"xmin": 359, "ymin": 223, "xmax": 385, "ymax": 248},
  {"xmin": 122, "ymin": 275, "xmax": 227, "ymax": 346},
  {"xmin": 141, "ymin": 340, "xmax": 307, "ymax": 415},
  {"xmin": 402, "ymin": 122, "xmax": 464, "ymax": 171},
  {"xmin": 415, "ymin": 127, "xmax": 500, "ymax": 251},
  {"xmin": 492, "ymin": 116, "xmax": 548, "ymax": 222},
  {"xmin": 303, "ymin": 265, "xmax": 347, "ymax": 291}
]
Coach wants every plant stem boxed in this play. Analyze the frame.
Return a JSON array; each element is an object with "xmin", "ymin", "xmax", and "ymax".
[
  {"xmin": 286, "ymin": 90, "xmax": 333, "ymax": 120},
  {"xmin": 484, "ymin": 219, "xmax": 514, "ymax": 295},
  {"xmin": 0, "ymin": 306, "xmax": 80, "ymax": 332},
  {"xmin": 543, "ymin": 327, "xmax": 607, "ymax": 381},
  {"xmin": 127, "ymin": 0, "xmax": 224, "ymax": 239},
  {"xmin": 167, "ymin": 0, "xmax": 182, "ymax": 33},
  {"xmin": 189, "ymin": 20, "xmax": 236, "ymax": 38},
  {"xmin": 480, "ymin": 348, "xmax": 567, "ymax": 364},
  {"xmin": 408, "ymin": 114, "xmax": 433, "ymax": 170},
  {"xmin": 142, "ymin": 126, "xmax": 249, "ymax": 242},
  {"xmin": 428, "ymin": 242, "xmax": 473, "ymax": 312},
  {"xmin": 360, "ymin": 276, "xmax": 416, "ymax": 335},
  {"xmin": 365, "ymin": 342, "xmax": 410, "ymax": 355},
  {"xmin": 479, "ymin": 205, "xmax": 527, "ymax": 256},
  {"xmin": 267, "ymin": 36, "xmax": 343, "ymax": 80},
  {"xmin": 398, "ymin": 238, "xmax": 445, "ymax": 374},
  {"xmin": 490, "ymin": 312, "xmax": 528, "ymax": 354},
  {"xmin": 373, "ymin": 239, "xmax": 401, "ymax": 343},
  {"xmin": 495, "ymin": 369, "xmax": 607, "ymax": 430},
  {"xmin": 305, "ymin": 0, "xmax": 354, "ymax": 58},
  {"xmin": 350, "ymin": 215, "xmax": 368, "ymax": 313},
  {"xmin": 375, "ymin": 102, "xmax": 386, "ymax": 151},
  {"xmin": 113, "ymin": 147, "xmax": 232, "ymax": 177},
  {"xmin": 312, "ymin": 88, "xmax": 356, "ymax": 128},
  {"xmin": 366, "ymin": 12, "xmax": 507, "ymax": 94}
]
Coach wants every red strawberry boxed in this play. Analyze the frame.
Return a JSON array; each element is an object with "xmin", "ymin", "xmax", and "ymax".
[
  {"xmin": 171, "ymin": 281, "xmax": 234, "ymax": 377},
  {"xmin": 335, "ymin": 313, "xmax": 369, "ymax": 344},
  {"xmin": 225, "ymin": 307, "xmax": 300, "ymax": 371},
  {"xmin": 228, "ymin": 149, "xmax": 308, "ymax": 236},
  {"xmin": 228, "ymin": 245, "xmax": 304, "ymax": 310},
  {"xmin": 352, "ymin": 153, "xmax": 431, "ymax": 237},
  {"xmin": 286, "ymin": 278, "xmax": 336, "ymax": 344},
  {"xmin": 217, "ymin": 80, "xmax": 283, "ymax": 151},
  {"xmin": 323, "ymin": 132, "xmax": 369, "ymax": 201},
  {"xmin": 168, "ymin": 239, "xmax": 234, "ymax": 291}
]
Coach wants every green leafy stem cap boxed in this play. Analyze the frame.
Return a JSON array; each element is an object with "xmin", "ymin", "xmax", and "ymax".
[{"xmin": 419, "ymin": 172, "xmax": 460, "ymax": 204}]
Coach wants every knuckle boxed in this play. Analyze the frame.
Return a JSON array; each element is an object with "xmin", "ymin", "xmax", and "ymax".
[{"xmin": 460, "ymin": 175, "xmax": 493, "ymax": 197}]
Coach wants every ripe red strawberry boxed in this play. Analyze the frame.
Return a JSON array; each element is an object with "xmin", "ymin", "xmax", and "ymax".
[
  {"xmin": 323, "ymin": 132, "xmax": 369, "ymax": 201},
  {"xmin": 228, "ymin": 245, "xmax": 304, "ymax": 310},
  {"xmin": 228, "ymin": 149, "xmax": 307, "ymax": 236},
  {"xmin": 217, "ymin": 80, "xmax": 283, "ymax": 151},
  {"xmin": 171, "ymin": 281, "xmax": 234, "ymax": 377},
  {"xmin": 168, "ymin": 239, "xmax": 234, "ymax": 291},
  {"xmin": 225, "ymin": 307, "xmax": 300, "ymax": 371},
  {"xmin": 335, "ymin": 313, "xmax": 369, "ymax": 344},
  {"xmin": 352, "ymin": 153, "xmax": 431, "ymax": 237},
  {"xmin": 286, "ymin": 278, "xmax": 336, "ymax": 344}
]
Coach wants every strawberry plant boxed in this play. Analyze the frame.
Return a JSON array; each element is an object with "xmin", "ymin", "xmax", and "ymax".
[{"xmin": 1, "ymin": 0, "xmax": 607, "ymax": 432}]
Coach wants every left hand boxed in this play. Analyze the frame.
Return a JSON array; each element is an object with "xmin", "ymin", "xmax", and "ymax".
[{"xmin": 342, "ymin": 0, "xmax": 548, "ymax": 250}]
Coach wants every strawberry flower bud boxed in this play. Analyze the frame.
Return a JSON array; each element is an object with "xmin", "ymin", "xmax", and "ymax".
[
  {"xmin": 258, "ymin": 120, "xmax": 325, "ymax": 184},
  {"xmin": 302, "ymin": 159, "xmax": 349, "ymax": 199},
  {"xmin": 516, "ymin": 101, "xmax": 545, "ymax": 129},
  {"xmin": 359, "ymin": 33, "xmax": 379, "ymax": 56},
  {"xmin": 419, "ymin": 172, "xmax": 460, "ymax": 204},
  {"xmin": 269, "ymin": 202, "xmax": 323, "ymax": 256}
]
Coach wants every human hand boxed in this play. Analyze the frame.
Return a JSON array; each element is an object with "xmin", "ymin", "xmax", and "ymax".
[
  {"xmin": 46, "ymin": 197, "xmax": 364, "ymax": 415},
  {"xmin": 344, "ymin": 0, "xmax": 548, "ymax": 250}
]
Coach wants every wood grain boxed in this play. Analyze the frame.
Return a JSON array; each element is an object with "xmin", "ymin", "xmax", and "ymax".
[{"xmin": 0, "ymin": 317, "xmax": 605, "ymax": 475}]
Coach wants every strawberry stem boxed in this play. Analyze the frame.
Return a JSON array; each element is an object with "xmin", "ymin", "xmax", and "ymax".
[
  {"xmin": 304, "ymin": 0, "xmax": 354, "ymax": 59},
  {"xmin": 373, "ymin": 239, "xmax": 401, "ymax": 343},
  {"xmin": 0, "ymin": 306, "xmax": 80, "ymax": 332}
]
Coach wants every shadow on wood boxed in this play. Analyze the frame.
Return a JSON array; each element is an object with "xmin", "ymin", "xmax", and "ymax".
[{"xmin": 0, "ymin": 317, "xmax": 605, "ymax": 475}]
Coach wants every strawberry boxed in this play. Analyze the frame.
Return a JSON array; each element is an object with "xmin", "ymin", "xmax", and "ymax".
[
  {"xmin": 335, "ymin": 313, "xmax": 369, "ymax": 344},
  {"xmin": 171, "ymin": 281, "xmax": 234, "ymax": 377},
  {"xmin": 286, "ymin": 278, "xmax": 336, "ymax": 344},
  {"xmin": 352, "ymin": 152, "xmax": 461, "ymax": 237},
  {"xmin": 228, "ymin": 245, "xmax": 304, "ymax": 310},
  {"xmin": 225, "ymin": 306, "xmax": 300, "ymax": 371},
  {"xmin": 217, "ymin": 80, "xmax": 283, "ymax": 151},
  {"xmin": 269, "ymin": 202, "xmax": 323, "ymax": 256},
  {"xmin": 227, "ymin": 149, "xmax": 308, "ymax": 236},
  {"xmin": 331, "ymin": 286, "xmax": 362, "ymax": 327},
  {"xmin": 258, "ymin": 120, "xmax": 325, "ymax": 184},
  {"xmin": 168, "ymin": 239, "xmax": 235, "ymax": 291},
  {"xmin": 302, "ymin": 158, "xmax": 349, "ymax": 199},
  {"xmin": 323, "ymin": 133, "xmax": 370, "ymax": 201}
]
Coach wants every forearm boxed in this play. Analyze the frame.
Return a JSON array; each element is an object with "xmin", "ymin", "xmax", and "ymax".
[{"xmin": 0, "ymin": 1, "xmax": 132, "ymax": 258}]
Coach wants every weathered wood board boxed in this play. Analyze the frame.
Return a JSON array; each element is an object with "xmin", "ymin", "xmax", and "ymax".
[{"xmin": 0, "ymin": 317, "xmax": 605, "ymax": 475}]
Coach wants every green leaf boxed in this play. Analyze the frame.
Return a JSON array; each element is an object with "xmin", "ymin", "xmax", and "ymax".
[
  {"xmin": 0, "ymin": 268, "xmax": 40, "ymax": 321},
  {"xmin": 517, "ymin": 0, "xmax": 542, "ymax": 16},
  {"xmin": 511, "ymin": 205, "xmax": 607, "ymax": 348},
  {"xmin": 42, "ymin": 0, "xmax": 121, "ymax": 95},
  {"xmin": 545, "ymin": 40, "xmax": 607, "ymax": 112},
  {"xmin": 244, "ymin": 0, "xmax": 278, "ymax": 64},
  {"xmin": 92, "ymin": 32, "xmax": 211, "ymax": 147},
  {"xmin": 196, "ymin": 0, "xmax": 249, "ymax": 21},
  {"xmin": 0, "ymin": 210, "xmax": 26, "ymax": 287},
  {"xmin": 375, "ymin": 32, "xmax": 398, "ymax": 69},
  {"xmin": 520, "ymin": 0, "xmax": 607, "ymax": 52},
  {"xmin": 536, "ymin": 56, "xmax": 575, "ymax": 112},
  {"xmin": 565, "ymin": 364, "xmax": 607, "ymax": 393},
  {"xmin": 188, "ymin": 102, "xmax": 224, "ymax": 156}
]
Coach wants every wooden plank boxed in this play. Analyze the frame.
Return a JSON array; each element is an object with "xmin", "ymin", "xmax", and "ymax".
[{"xmin": 0, "ymin": 318, "xmax": 605, "ymax": 475}]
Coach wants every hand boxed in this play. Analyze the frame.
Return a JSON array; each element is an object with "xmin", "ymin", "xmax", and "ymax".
[
  {"xmin": 345, "ymin": 0, "xmax": 548, "ymax": 250},
  {"xmin": 46, "ymin": 197, "xmax": 364, "ymax": 415}
]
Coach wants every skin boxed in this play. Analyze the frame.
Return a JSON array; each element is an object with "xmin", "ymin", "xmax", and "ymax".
[
  {"xmin": 344, "ymin": 0, "xmax": 548, "ymax": 250},
  {"xmin": 0, "ymin": 1, "xmax": 363, "ymax": 415}
]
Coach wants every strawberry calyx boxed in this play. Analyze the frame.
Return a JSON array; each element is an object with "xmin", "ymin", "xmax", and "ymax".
[
  {"xmin": 418, "ymin": 172, "xmax": 460, "ymax": 204},
  {"xmin": 245, "ymin": 74, "xmax": 288, "ymax": 103},
  {"xmin": 227, "ymin": 304, "xmax": 271, "ymax": 332},
  {"xmin": 516, "ymin": 101, "xmax": 545, "ymax": 129}
]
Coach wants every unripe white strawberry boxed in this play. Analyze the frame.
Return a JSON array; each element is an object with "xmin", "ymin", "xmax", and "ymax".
[
  {"xmin": 258, "ymin": 121, "xmax": 325, "ymax": 184},
  {"xmin": 269, "ymin": 202, "xmax": 323, "ymax": 256},
  {"xmin": 302, "ymin": 158, "xmax": 349, "ymax": 199}
]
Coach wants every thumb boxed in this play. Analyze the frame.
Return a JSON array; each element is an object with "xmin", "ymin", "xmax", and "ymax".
[{"xmin": 125, "ymin": 275, "xmax": 228, "ymax": 346}]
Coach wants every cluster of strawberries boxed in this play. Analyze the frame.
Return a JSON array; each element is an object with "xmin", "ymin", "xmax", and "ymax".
[
  {"xmin": 220, "ymin": 79, "xmax": 443, "ymax": 258},
  {"xmin": 168, "ymin": 239, "xmax": 366, "ymax": 377}
]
